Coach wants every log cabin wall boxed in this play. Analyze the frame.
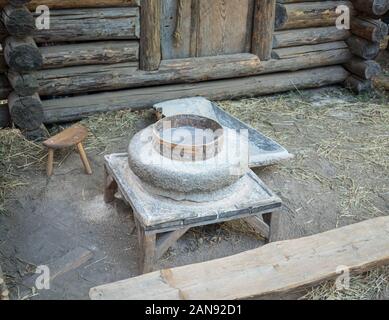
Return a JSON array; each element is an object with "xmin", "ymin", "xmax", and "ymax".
[
  {"xmin": 344, "ymin": 0, "xmax": 389, "ymax": 92},
  {"xmin": 0, "ymin": 0, "xmax": 385, "ymax": 135}
]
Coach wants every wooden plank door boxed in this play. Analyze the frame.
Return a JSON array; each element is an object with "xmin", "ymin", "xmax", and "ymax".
[
  {"xmin": 140, "ymin": 0, "xmax": 276, "ymax": 71},
  {"xmin": 161, "ymin": 0, "xmax": 254, "ymax": 60}
]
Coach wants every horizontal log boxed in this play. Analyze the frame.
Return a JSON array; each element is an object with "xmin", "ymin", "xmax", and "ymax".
[
  {"xmin": 273, "ymin": 26, "xmax": 350, "ymax": 48},
  {"xmin": 271, "ymin": 41, "xmax": 348, "ymax": 59},
  {"xmin": 4, "ymin": 36, "xmax": 43, "ymax": 71},
  {"xmin": 7, "ymin": 70, "xmax": 38, "ymax": 96},
  {"xmin": 346, "ymin": 35, "xmax": 381, "ymax": 59},
  {"xmin": 39, "ymin": 41, "xmax": 139, "ymax": 69},
  {"xmin": 373, "ymin": 74, "xmax": 389, "ymax": 90},
  {"xmin": 344, "ymin": 58, "xmax": 382, "ymax": 79},
  {"xmin": 1, "ymin": 4, "xmax": 35, "ymax": 37},
  {"xmin": 36, "ymin": 54, "xmax": 262, "ymax": 96},
  {"xmin": 276, "ymin": 1, "xmax": 354, "ymax": 30},
  {"xmin": 351, "ymin": 17, "xmax": 388, "ymax": 42},
  {"xmin": 89, "ymin": 216, "xmax": 389, "ymax": 300},
  {"xmin": 41, "ymin": 66, "xmax": 349, "ymax": 123},
  {"xmin": 0, "ymin": 73, "xmax": 11, "ymax": 99},
  {"xmin": 0, "ymin": 0, "xmax": 140, "ymax": 9},
  {"xmin": 35, "ymin": 45, "xmax": 351, "ymax": 97},
  {"xmin": 33, "ymin": 8, "xmax": 140, "ymax": 43},
  {"xmin": 3, "ymin": 0, "xmax": 31, "ymax": 7},
  {"xmin": 0, "ymin": 103, "xmax": 10, "ymax": 128},
  {"xmin": 8, "ymin": 92, "xmax": 43, "ymax": 130},
  {"xmin": 351, "ymin": 0, "xmax": 389, "ymax": 17},
  {"xmin": 344, "ymin": 75, "xmax": 373, "ymax": 93}
]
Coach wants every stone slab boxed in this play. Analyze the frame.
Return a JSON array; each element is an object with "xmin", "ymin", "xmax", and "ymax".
[
  {"xmin": 105, "ymin": 153, "xmax": 282, "ymax": 232},
  {"xmin": 154, "ymin": 97, "xmax": 293, "ymax": 167}
]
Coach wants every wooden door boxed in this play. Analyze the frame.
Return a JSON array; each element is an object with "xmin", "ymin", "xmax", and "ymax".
[
  {"xmin": 140, "ymin": 0, "xmax": 275, "ymax": 71},
  {"xmin": 161, "ymin": 0, "xmax": 255, "ymax": 60}
]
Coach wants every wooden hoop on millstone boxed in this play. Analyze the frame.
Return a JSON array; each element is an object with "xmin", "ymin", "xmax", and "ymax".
[
  {"xmin": 8, "ymin": 92, "xmax": 44, "ymax": 130},
  {"xmin": 1, "ymin": 4, "xmax": 36, "ymax": 37},
  {"xmin": 4, "ymin": 36, "xmax": 43, "ymax": 72}
]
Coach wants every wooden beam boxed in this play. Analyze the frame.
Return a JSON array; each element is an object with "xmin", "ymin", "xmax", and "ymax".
[
  {"xmin": 351, "ymin": 17, "xmax": 388, "ymax": 42},
  {"xmin": 0, "ymin": 0, "xmax": 140, "ymax": 10},
  {"xmin": 34, "ymin": 43, "xmax": 350, "ymax": 97},
  {"xmin": 33, "ymin": 8, "xmax": 140, "ymax": 43},
  {"xmin": 36, "ymin": 54, "xmax": 262, "ymax": 96},
  {"xmin": 4, "ymin": 36, "xmax": 43, "ymax": 72},
  {"xmin": 89, "ymin": 216, "xmax": 389, "ymax": 300},
  {"xmin": 344, "ymin": 75, "xmax": 373, "ymax": 93},
  {"xmin": 275, "ymin": 1, "xmax": 354, "ymax": 30},
  {"xmin": 1, "ymin": 4, "xmax": 35, "ymax": 37},
  {"xmin": 373, "ymin": 74, "xmax": 389, "ymax": 90},
  {"xmin": 346, "ymin": 35, "xmax": 380, "ymax": 59},
  {"xmin": 251, "ymin": 0, "xmax": 276, "ymax": 60},
  {"xmin": 273, "ymin": 26, "xmax": 350, "ymax": 48},
  {"xmin": 344, "ymin": 58, "xmax": 382, "ymax": 79},
  {"xmin": 39, "ymin": 41, "xmax": 139, "ymax": 69},
  {"xmin": 41, "ymin": 66, "xmax": 349, "ymax": 123},
  {"xmin": 156, "ymin": 228, "xmax": 190, "ymax": 260},
  {"xmin": 351, "ymin": 0, "xmax": 389, "ymax": 17},
  {"xmin": 139, "ymin": 0, "xmax": 161, "ymax": 70},
  {"xmin": 8, "ymin": 92, "xmax": 43, "ymax": 130}
]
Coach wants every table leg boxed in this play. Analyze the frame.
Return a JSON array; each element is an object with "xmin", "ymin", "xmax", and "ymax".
[
  {"xmin": 263, "ymin": 212, "xmax": 281, "ymax": 243},
  {"xmin": 135, "ymin": 218, "xmax": 156, "ymax": 274},
  {"xmin": 104, "ymin": 166, "xmax": 118, "ymax": 203}
]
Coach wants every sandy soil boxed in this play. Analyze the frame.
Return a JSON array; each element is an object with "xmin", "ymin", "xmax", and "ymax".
[{"xmin": 0, "ymin": 85, "xmax": 388, "ymax": 300}]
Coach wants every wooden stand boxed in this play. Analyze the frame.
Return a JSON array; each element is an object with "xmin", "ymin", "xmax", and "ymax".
[{"xmin": 103, "ymin": 154, "xmax": 282, "ymax": 274}]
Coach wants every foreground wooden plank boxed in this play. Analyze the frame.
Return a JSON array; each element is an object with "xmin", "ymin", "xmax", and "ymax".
[{"xmin": 90, "ymin": 216, "xmax": 389, "ymax": 300}]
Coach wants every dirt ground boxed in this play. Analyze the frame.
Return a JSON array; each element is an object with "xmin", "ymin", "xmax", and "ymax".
[{"xmin": 0, "ymin": 81, "xmax": 388, "ymax": 299}]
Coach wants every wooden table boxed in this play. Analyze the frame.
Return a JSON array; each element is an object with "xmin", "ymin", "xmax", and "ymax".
[{"xmin": 104, "ymin": 153, "xmax": 282, "ymax": 274}]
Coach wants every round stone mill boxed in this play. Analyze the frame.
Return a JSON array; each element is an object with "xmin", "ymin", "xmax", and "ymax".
[{"xmin": 128, "ymin": 114, "xmax": 249, "ymax": 202}]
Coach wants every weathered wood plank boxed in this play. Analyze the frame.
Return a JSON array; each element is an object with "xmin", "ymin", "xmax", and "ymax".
[
  {"xmin": 344, "ymin": 75, "xmax": 373, "ymax": 93},
  {"xmin": 8, "ymin": 92, "xmax": 43, "ymax": 130},
  {"xmin": 273, "ymin": 26, "xmax": 350, "ymax": 48},
  {"xmin": 41, "ymin": 66, "xmax": 349, "ymax": 123},
  {"xmin": 140, "ymin": 0, "xmax": 161, "ymax": 70},
  {"xmin": 192, "ymin": 0, "xmax": 254, "ymax": 57},
  {"xmin": 33, "ymin": 8, "xmax": 140, "ymax": 43},
  {"xmin": 351, "ymin": 17, "xmax": 388, "ymax": 42},
  {"xmin": 4, "ymin": 36, "xmax": 43, "ymax": 72},
  {"xmin": 351, "ymin": 0, "xmax": 389, "ymax": 17},
  {"xmin": 252, "ymin": 0, "xmax": 276, "ymax": 60},
  {"xmin": 346, "ymin": 35, "xmax": 381, "ymax": 59},
  {"xmin": 39, "ymin": 41, "xmax": 139, "ymax": 69},
  {"xmin": 35, "ymin": 42, "xmax": 351, "ymax": 97},
  {"xmin": 0, "ymin": 0, "xmax": 140, "ymax": 9},
  {"xmin": 161, "ymin": 0, "xmax": 192, "ymax": 59},
  {"xmin": 344, "ymin": 58, "xmax": 382, "ymax": 79},
  {"xmin": 1, "ymin": 4, "xmax": 35, "ymax": 37},
  {"xmin": 275, "ymin": 1, "xmax": 354, "ymax": 30},
  {"xmin": 36, "ymin": 53, "xmax": 262, "ymax": 96},
  {"xmin": 156, "ymin": 228, "xmax": 190, "ymax": 260},
  {"xmin": 89, "ymin": 216, "xmax": 389, "ymax": 300},
  {"xmin": 272, "ymin": 41, "xmax": 347, "ymax": 59}
]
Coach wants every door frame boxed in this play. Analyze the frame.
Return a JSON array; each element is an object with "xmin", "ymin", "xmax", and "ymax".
[{"xmin": 139, "ymin": 0, "xmax": 276, "ymax": 71}]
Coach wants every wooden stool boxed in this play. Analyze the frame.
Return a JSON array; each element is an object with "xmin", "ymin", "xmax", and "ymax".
[{"xmin": 43, "ymin": 125, "xmax": 92, "ymax": 177}]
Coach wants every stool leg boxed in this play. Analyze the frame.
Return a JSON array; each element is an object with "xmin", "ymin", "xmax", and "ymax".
[
  {"xmin": 47, "ymin": 148, "xmax": 54, "ymax": 177},
  {"xmin": 76, "ymin": 143, "xmax": 92, "ymax": 175},
  {"xmin": 135, "ymin": 218, "xmax": 156, "ymax": 274}
]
